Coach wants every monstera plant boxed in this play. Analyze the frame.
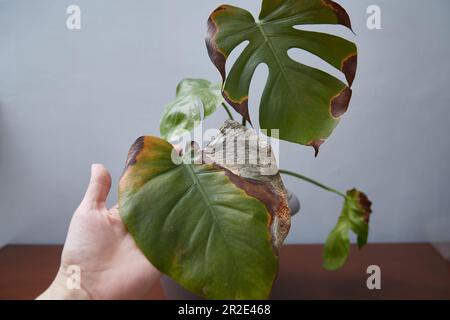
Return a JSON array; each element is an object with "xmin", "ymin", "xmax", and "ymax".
[{"xmin": 119, "ymin": 0, "xmax": 372, "ymax": 300}]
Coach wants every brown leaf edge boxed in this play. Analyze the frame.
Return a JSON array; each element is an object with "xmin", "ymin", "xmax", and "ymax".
[
  {"xmin": 205, "ymin": 5, "xmax": 252, "ymax": 125},
  {"xmin": 347, "ymin": 188, "xmax": 372, "ymax": 225},
  {"xmin": 205, "ymin": 1, "xmax": 357, "ymax": 157},
  {"xmin": 122, "ymin": 136, "xmax": 291, "ymax": 253},
  {"xmin": 221, "ymin": 166, "xmax": 291, "ymax": 252}
]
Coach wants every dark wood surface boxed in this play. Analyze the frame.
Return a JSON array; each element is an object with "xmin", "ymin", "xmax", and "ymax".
[{"xmin": 0, "ymin": 244, "xmax": 449, "ymax": 300}]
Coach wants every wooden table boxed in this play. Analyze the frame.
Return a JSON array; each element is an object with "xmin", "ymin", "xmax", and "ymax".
[{"xmin": 0, "ymin": 244, "xmax": 449, "ymax": 300}]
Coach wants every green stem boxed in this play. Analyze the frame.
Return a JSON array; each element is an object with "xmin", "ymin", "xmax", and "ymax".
[
  {"xmin": 221, "ymin": 103, "xmax": 234, "ymax": 120},
  {"xmin": 279, "ymin": 169, "xmax": 346, "ymax": 198}
]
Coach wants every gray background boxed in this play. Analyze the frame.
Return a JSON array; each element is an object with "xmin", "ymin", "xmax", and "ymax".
[{"xmin": 1, "ymin": 0, "xmax": 449, "ymax": 246}]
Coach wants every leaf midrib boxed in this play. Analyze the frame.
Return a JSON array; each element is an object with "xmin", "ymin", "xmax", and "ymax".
[
  {"xmin": 256, "ymin": 22, "xmax": 297, "ymax": 100},
  {"xmin": 184, "ymin": 164, "xmax": 239, "ymax": 293}
]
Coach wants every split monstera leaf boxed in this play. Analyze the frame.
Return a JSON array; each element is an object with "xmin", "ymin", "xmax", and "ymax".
[
  {"xmin": 206, "ymin": 0, "xmax": 357, "ymax": 155},
  {"xmin": 162, "ymin": 0, "xmax": 358, "ymax": 154}
]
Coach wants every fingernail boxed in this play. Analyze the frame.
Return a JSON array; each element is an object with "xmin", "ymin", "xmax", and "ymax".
[{"xmin": 91, "ymin": 163, "xmax": 102, "ymax": 175}]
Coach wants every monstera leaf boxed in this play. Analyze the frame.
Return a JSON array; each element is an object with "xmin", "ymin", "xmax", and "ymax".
[
  {"xmin": 323, "ymin": 189, "xmax": 372, "ymax": 270},
  {"xmin": 206, "ymin": 0, "xmax": 357, "ymax": 155},
  {"xmin": 119, "ymin": 121, "xmax": 291, "ymax": 299},
  {"xmin": 160, "ymin": 79, "xmax": 224, "ymax": 141}
]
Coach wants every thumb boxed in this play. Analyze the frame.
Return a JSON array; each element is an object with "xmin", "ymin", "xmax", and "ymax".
[{"xmin": 82, "ymin": 164, "xmax": 111, "ymax": 207}]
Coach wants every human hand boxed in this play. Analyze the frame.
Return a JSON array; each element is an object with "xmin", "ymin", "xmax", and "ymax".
[{"xmin": 38, "ymin": 164, "xmax": 161, "ymax": 300}]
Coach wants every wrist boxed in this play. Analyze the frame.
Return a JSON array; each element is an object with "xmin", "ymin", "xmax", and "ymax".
[{"xmin": 37, "ymin": 266, "xmax": 91, "ymax": 300}]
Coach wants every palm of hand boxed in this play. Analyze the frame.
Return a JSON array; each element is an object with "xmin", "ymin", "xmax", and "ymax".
[{"xmin": 60, "ymin": 165, "xmax": 160, "ymax": 299}]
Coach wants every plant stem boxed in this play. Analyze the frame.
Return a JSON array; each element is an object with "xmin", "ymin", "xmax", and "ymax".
[
  {"xmin": 241, "ymin": 117, "xmax": 247, "ymax": 127},
  {"xmin": 279, "ymin": 169, "xmax": 346, "ymax": 198},
  {"xmin": 221, "ymin": 103, "xmax": 234, "ymax": 120}
]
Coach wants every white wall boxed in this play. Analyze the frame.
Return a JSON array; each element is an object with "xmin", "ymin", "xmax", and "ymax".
[{"xmin": 1, "ymin": 0, "xmax": 449, "ymax": 245}]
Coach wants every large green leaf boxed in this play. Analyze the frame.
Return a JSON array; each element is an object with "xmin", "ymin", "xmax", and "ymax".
[
  {"xmin": 323, "ymin": 189, "xmax": 372, "ymax": 270},
  {"xmin": 119, "ymin": 127, "xmax": 291, "ymax": 299},
  {"xmin": 160, "ymin": 79, "xmax": 224, "ymax": 141},
  {"xmin": 206, "ymin": 0, "xmax": 357, "ymax": 155}
]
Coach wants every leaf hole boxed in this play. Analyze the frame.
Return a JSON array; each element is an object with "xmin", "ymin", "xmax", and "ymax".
[
  {"xmin": 225, "ymin": 40, "xmax": 250, "ymax": 75},
  {"xmin": 287, "ymin": 47, "xmax": 346, "ymax": 84},
  {"xmin": 248, "ymin": 63, "xmax": 269, "ymax": 130},
  {"xmin": 293, "ymin": 24, "xmax": 355, "ymax": 42}
]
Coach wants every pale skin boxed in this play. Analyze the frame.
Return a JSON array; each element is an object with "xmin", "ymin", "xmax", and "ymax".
[{"xmin": 37, "ymin": 164, "xmax": 161, "ymax": 300}]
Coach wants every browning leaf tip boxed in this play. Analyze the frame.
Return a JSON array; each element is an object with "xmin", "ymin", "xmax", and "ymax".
[
  {"xmin": 347, "ymin": 189, "xmax": 373, "ymax": 223},
  {"xmin": 308, "ymin": 139, "xmax": 325, "ymax": 157},
  {"xmin": 322, "ymin": 0, "xmax": 353, "ymax": 31},
  {"xmin": 126, "ymin": 136, "xmax": 145, "ymax": 167},
  {"xmin": 358, "ymin": 191, "xmax": 372, "ymax": 223},
  {"xmin": 222, "ymin": 93, "xmax": 252, "ymax": 125}
]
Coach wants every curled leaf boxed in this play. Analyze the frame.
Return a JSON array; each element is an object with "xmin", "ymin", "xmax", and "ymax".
[
  {"xmin": 323, "ymin": 189, "xmax": 372, "ymax": 270},
  {"xmin": 203, "ymin": 120, "xmax": 291, "ymax": 249},
  {"xmin": 119, "ymin": 120, "xmax": 290, "ymax": 299}
]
